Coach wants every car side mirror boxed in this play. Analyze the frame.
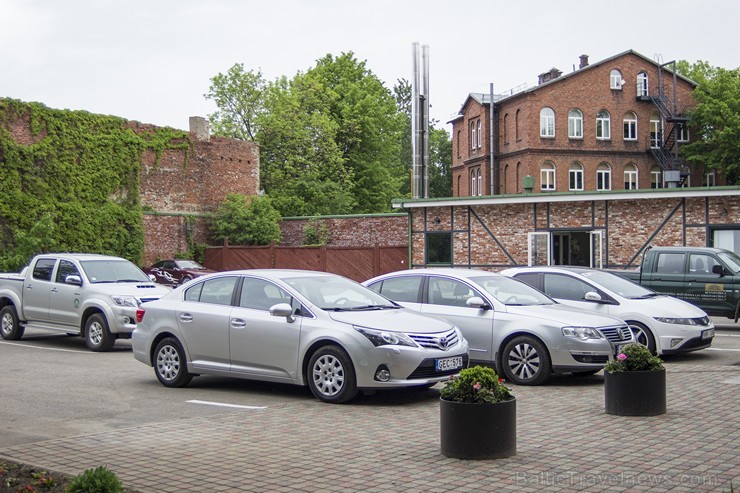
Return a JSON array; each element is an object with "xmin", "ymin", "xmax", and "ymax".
[
  {"xmin": 270, "ymin": 303, "xmax": 295, "ymax": 323},
  {"xmin": 65, "ymin": 275, "xmax": 82, "ymax": 286},
  {"xmin": 584, "ymin": 291, "xmax": 602, "ymax": 302},
  {"xmin": 466, "ymin": 296, "xmax": 491, "ymax": 310},
  {"xmin": 712, "ymin": 264, "xmax": 726, "ymax": 277},
  {"xmin": 148, "ymin": 274, "xmax": 157, "ymax": 282}
]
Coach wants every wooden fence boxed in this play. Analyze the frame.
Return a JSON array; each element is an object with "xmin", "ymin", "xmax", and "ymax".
[{"xmin": 203, "ymin": 241, "xmax": 409, "ymax": 282}]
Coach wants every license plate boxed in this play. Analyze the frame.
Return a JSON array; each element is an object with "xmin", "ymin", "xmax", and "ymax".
[
  {"xmin": 436, "ymin": 356, "xmax": 463, "ymax": 372},
  {"xmin": 702, "ymin": 328, "xmax": 715, "ymax": 340}
]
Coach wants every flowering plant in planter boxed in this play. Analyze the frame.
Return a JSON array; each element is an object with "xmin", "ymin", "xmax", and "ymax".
[
  {"xmin": 440, "ymin": 365, "xmax": 512, "ymax": 403},
  {"xmin": 604, "ymin": 343, "xmax": 664, "ymax": 373}
]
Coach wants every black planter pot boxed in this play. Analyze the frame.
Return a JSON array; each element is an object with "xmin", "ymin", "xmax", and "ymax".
[
  {"xmin": 604, "ymin": 369, "xmax": 666, "ymax": 416},
  {"xmin": 440, "ymin": 397, "xmax": 516, "ymax": 460}
]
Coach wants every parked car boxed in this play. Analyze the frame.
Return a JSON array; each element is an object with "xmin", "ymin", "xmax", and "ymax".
[
  {"xmin": 501, "ymin": 266, "xmax": 715, "ymax": 355},
  {"xmin": 133, "ymin": 269, "xmax": 469, "ymax": 403},
  {"xmin": 363, "ymin": 268, "xmax": 634, "ymax": 385},
  {"xmin": 144, "ymin": 259, "xmax": 216, "ymax": 285},
  {"xmin": 610, "ymin": 246, "xmax": 740, "ymax": 320},
  {"xmin": 0, "ymin": 254, "xmax": 170, "ymax": 351}
]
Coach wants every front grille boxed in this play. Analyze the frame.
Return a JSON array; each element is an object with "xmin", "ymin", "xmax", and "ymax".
[
  {"xmin": 598, "ymin": 325, "xmax": 632, "ymax": 342},
  {"xmin": 572, "ymin": 354, "xmax": 608, "ymax": 364},
  {"xmin": 408, "ymin": 328, "xmax": 459, "ymax": 351},
  {"xmin": 407, "ymin": 354, "xmax": 470, "ymax": 379}
]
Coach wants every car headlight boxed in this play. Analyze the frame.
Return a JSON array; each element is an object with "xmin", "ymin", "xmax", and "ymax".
[
  {"xmin": 654, "ymin": 317, "xmax": 700, "ymax": 326},
  {"xmin": 355, "ymin": 326, "xmax": 417, "ymax": 347},
  {"xmin": 110, "ymin": 295, "xmax": 138, "ymax": 307},
  {"xmin": 562, "ymin": 326, "xmax": 604, "ymax": 340}
]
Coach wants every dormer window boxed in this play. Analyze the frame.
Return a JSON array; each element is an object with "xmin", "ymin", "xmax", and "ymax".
[{"xmin": 610, "ymin": 69, "xmax": 623, "ymax": 90}]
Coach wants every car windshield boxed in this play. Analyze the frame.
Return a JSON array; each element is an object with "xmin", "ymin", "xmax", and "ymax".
[
  {"xmin": 718, "ymin": 251, "xmax": 740, "ymax": 273},
  {"xmin": 580, "ymin": 270, "xmax": 654, "ymax": 298},
  {"xmin": 81, "ymin": 260, "xmax": 151, "ymax": 283},
  {"xmin": 469, "ymin": 275, "xmax": 554, "ymax": 305},
  {"xmin": 284, "ymin": 275, "xmax": 398, "ymax": 311},
  {"xmin": 176, "ymin": 260, "xmax": 206, "ymax": 270}
]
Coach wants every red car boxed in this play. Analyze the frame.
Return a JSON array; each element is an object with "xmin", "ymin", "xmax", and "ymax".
[{"xmin": 144, "ymin": 260, "xmax": 216, "ymax": 285}]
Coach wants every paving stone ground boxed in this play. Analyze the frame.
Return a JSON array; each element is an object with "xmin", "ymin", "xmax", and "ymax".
[{"xmin": 1, "ymin": 363, "xmax": 738, "ymax": 492}]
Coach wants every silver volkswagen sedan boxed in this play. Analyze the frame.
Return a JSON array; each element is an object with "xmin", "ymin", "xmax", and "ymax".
[
  {"xmin": 364, "ymin": 268, "xmax": 634, "ymax": 385},
  {"xmin": 133, "ymin": 269, "xmax": 468, "ymax": 403}
]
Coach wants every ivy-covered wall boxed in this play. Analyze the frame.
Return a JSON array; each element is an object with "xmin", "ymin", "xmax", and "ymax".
[{"xmin": 0, "ymin": 98, "xmax": 192, "ymax": 270}]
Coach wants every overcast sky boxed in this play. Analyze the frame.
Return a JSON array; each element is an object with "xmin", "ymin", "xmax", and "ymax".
[{"xmin": 2, "ymin": 0, "xmax": 738, "ymax": 132}]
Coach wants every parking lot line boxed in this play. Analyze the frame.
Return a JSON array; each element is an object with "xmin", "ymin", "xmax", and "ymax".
[
  {"xmin": 0, "ymin": 341, "xmax": 92, "ymax": 353},
  {"xmin": 186, "ymin": 400, "xmax": 267, "ymax": 410}
]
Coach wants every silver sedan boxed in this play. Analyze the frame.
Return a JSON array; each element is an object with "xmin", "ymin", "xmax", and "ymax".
[
  {"xmin": 364, "ymin": 268, "xmax": 634, "ymax": 385},
  {"xmin": 133, "ymin": 269, "xmax": 468, "ymax": 403}
]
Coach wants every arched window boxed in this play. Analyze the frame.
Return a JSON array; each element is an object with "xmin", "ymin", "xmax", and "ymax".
[
  {"xmin": 471, "ymin": 169, "xmax": 477, "ymax": 196},
  {"xmin": 568, "ymin": 109, "xmax": 583, "ymax": 139},
  {"xmin": 477, "ymin": 169, "xmax": 483, "ymax": 195},
  {"xmin": 504, "ymin": 113, "xmax": 509, "ymax": 144},
  {"xmin": 515, "ymin": 109, "xmax": 521, "ymax": 140},
  {"xmin": 650, "ymin": 113, "xmax": 662, "ymax": 148},
  {"xmin": 597, "ymin": 163, "xmax": 611, "ymax": 191},
  {"xmin": 457, "ymin": 175, "xmax": 462, "ymax": 196},
  {"xmin": 637, "ymin": 72, "xmax": 649, "ymax": 97},
  {"xmin": 624, "ymin": 164, "xmax": 638, "ymax": 190},
  {"xmin": 623, "ymin": 111, "xmax": 638, "ymax": 141},
  {"xmin": 610, "ymin": 69, "xmax": 623, "ymax": 90},
  {"xmin": 477, "ymin": 119, "xmax": 482, "ymax": 149},
  {"xmin": 540, "ymin": 107, "xmax": 555, "ymax": 137},
  {"xmin": 516, "ymin": 162, "xmax": 522, "ymax": 193},
  {"xmin": 541, "ymin": 161, "xmax": 556, "ymax": 191},
  {"xmin": 596, "ymin": 110, "xmax": 611, "ymax": 140},
  {"xmin": 503, "ymin": 164, "xmax": 509, "ymax": 194},
  {"xmin": 456, "ymin": 130, "xmax": 461, "ymax": 158},
  {"xmin": 569, "ymin": 162, "xmax": 584, "ymax": 191},
  {"xmin": 650, "ymin": 165, "xmax": 663, "ymax": 189},
  {"xmin": 470, "ymin": 121, "xmax": 477, "ymax": 150}
]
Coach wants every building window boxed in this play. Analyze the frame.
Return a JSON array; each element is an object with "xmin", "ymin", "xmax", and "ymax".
[
  {"xmin": 470, "ymin": 121, "xmax": 477, "ymax": 150},
  {"xmin": 623, "ymin": 112, "xmax": 637, "ymax": 140},
  {"xmin": 637, "ymin": 72, "xmax": 649, "ymax": 97},
  {"xmin": 568, "ymin": 109, "xmax": 583, "ymax": 139},
  {"xmin": 681, "ymin": 165, "xmax": 691, "ymax": 187},
  {"xmin": 477, "ymin": 119, "xmax": 482, "ymax": 148},
  {"xmin": 470, "ymin": 169, "xmax": 477, "ymax": 196},
  {"xmin": 651, "ymin": 165, "xmax": 663, "ymax": 189},
  {"xmin": 569, "ymin": 162, "xmax": 584, "ymax": 191},
  {"xmin": 515, "ymin": 109, "xmax": 521, "ymax": 140},
  {"xmin": 540, "ymin": 107, "xmax": 555, "ymax": 137},
  {"xmin": 624, "ymin": 164, "xmax": 638, "ymax": 190},
  {"xmin": 596, "ymin": 163, "xmax": 612, "ymax": 191},
  {"xmin": 704, "ymin": 171, "xmax": 716, "ymax": 187},
  {"xmin": 650, "ymin": 114, "xmax": 662, "ymax": 148},
  {"xmin": 478, "ymin": 169, "xmax": 483, "ymax": 195},
  {"xmin": 456, "ymin": 130, "xmax": 461, "ymax": 158},
  {"xmin": 677, "ymin": 123, "xmax": 689, "ymax": 142},
  {"xmin": 426, "ymin": 232, "xmax": 452, "ymax": 265},
  {"xmin": 516, "ymin": 162, "xmax": 522, "ymax": 193},
  {"xmin": 596, "ymin": 110, "xmax": 611, "ymax": 140},
  {"xmin": 541, "ymin": 161, "xmax": 556, "ymax": 191},
  {"xmin": 503, "ymin": 164, "xmax": 509, "ymax": 194},
  {"xmin": 504, "ymin": 113, "xmax": 509, "ymax": 144},
  {"xmin": 610, "ymin": 69, "xmax": 623, "ymax": 90}
]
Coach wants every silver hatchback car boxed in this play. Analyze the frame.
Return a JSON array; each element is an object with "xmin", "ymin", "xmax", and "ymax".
[
  {"xmin": 364, "ymin": 268, "xmax": 634, "ymax": 385},
  {"xmin": 133, "ymin": 269, "xmax": 468, "ymax": 403}
]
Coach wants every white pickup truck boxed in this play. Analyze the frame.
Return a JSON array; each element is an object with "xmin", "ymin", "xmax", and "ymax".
[{"xmin": 0, "ymin": 253, "xmax": 170, "ymax": 351}]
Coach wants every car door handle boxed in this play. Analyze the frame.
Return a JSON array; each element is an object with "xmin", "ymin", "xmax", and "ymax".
[
  {"xmin": 179, "ymin": 313, "xmax": 193, "ymax": 322},
  {"xmin": 50, "ymin": 288, "xmax": 58, "ymax": 293},
  {"xmin": 231, "ymin": 319, "xmax": 247, "ymax": 329}
]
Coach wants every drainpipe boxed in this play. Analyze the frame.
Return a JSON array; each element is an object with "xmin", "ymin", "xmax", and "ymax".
[{"xmin": 490, "ymin": 83, "xmax": 495, "ymax": 195}]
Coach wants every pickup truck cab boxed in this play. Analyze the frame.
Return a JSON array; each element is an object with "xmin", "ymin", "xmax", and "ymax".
[
  {"xmin": 0, "ymin": 254, "xmax": 170, "ymax": 351},
  {"xmin": 614, "ymin": 246, "xmax": 740, "ymax": 320}
]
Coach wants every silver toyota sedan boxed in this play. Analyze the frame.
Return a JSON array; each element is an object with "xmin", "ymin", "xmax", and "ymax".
[
  {"xmin": 132, "ymin": 269, "xmax": 468, "ymax": 403},
  {"xmin": 364, "ymin": 268, "xmax": 634, "ymax": 385}
]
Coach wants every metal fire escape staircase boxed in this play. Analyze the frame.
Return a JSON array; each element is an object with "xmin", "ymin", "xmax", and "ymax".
[{"xmin": 643, "ymin": 61, "xmax": 690, "ymax": 187}]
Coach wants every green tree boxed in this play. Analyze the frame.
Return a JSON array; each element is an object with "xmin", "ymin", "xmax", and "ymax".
[
  {"xmin": 0, "ymin": 213, "xmax": 56, "ymax": 271},
  {"xmin": 210, "ymin": 194, "xmax": 281, "ymax": 245},
  {"xmin": 677, "ymin": 61, "xmax": 740, "ymax": 184},
  {"xmin": 204, "ymin": 64, "xmax": 266, "ymax": 141}
]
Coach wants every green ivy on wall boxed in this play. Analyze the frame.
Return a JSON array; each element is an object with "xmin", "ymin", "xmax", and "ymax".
[{"xmin": 0, "ymin": 98, "xmax": 191, "ymax": 271}]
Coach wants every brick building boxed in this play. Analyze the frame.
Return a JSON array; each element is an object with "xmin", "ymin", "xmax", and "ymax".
[{"xmin": 450, "ymin": 50, "xmax": 719, "ymax": 198}]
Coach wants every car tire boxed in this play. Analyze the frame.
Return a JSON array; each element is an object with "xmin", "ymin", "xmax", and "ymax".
[
  {"xmin": 84, "ymin": 313, "xmax": 116, "ymax": 352},
  {"xmin": 307, "ymin": 345, "xmax": 358, "ymax": 404},
  {"xmin": 154, "ymin": 337, "xmax": 193, "ymax": 388},
  {"xmin": 180, "ymin": 275, "xmax": 192, "ymax": 284},
  {"xmin": 627, "ymin": 321, "xmax": 656, "ymax": 354},
  {"xmin": 0, "ymin": 305, "xmax": 24, "ymax": 340},
  {"xmin": 501, "ymin": 335, "xmax": 551, "ymax": 386}
]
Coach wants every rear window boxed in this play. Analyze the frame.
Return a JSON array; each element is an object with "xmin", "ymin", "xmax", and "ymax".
[{"xmin": 32, "ymin": 259, "xmax": 56, "ymax": 281}]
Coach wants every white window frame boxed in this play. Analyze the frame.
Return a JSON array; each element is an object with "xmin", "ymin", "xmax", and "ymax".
[
  {"xmin": 477, "ymin": 169, "xmax": 483, "ymax": 196},
  {"xmin": 677, "ymin": 123, "xmax": 689, "ymax": 142},
  {"xmin": 624, "ymin": 165, "xmax": 638, "ymax": 190},
  {"xmin": 623, "ymin": 112, "xmax": 637, "ymax": 141},
  {"xmin": 471, "ymin": 169, "xmax": 477, "ymax": 196},
  {"xmin": 568, "ymin": 109, "xmax": 583, "ymax": 139},
  {"xmin": 637, "ymin": 72, "xmax": 649, "ymax": 97},
  {"xmin": 596, "ymin": 110, "xmax": 611, "ymax": 140},
  {"xmin": 477, "ymin": 119, "xmax": 482, "ymax": 148},
  {"xmin": 610, "ymin": 70, "xmax": 623, "ymax": 90},
  {"xmin": 650, "ymin": 117, "xmax": 662, "ymax": 148},
  {"xmin": 651, "ymin": 167, "xmax": 663, "ymax": 189},
  {"xmin": 597, "ymin": 164, "xmax": 612, "ymax": 191},
  {"xmin": 590, "ymin": 230, "xmax": 604, "ymax": 269},
  {"xmin": 540, "ymin": 162, "xmax": 556, "ymax": 191},
  {"xmin": 528, "ymin": 232, "xmax": 552, "ymax": 266},
  {"xmin": 470, "ymin": 121, "xmax": 477, "ymax": 149},
  {"xmin": 705, "ymin": 171, "xmax": 716, "ymax": 187},
  {"xmin": 540, "ymin": 108, "xmax": 555, "ymax": 138},
  {"xmin": 569, "ymin": 163, "xmax": 584, "ymax": 191}
]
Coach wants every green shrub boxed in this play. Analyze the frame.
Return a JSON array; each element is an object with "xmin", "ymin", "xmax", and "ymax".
[
  {"xmin": 440, "ymin": 365, "xmax": 513, "ymax": 404},
  {"xmin": 302, "ymin": 218, "xmax": 331, "ymax": 246},
  {"xmin": 210, "ymin": 193, "xmax": 281, "ymax": 245},
  {"xmin": 604, "ymin": 343, "xmax": 664, "ymax": 372},
  {"xmin": 65, "ymin": 466, "xmax": 123, "ymax": 493}
]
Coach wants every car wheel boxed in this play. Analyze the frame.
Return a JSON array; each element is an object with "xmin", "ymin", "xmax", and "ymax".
[
  {"xmin": 307, "ymin": 345, "xmax": 358, "ymax": 404},
  {"xmin": 84, "ymin": 313, "xmax": 116, "ymax": 352},
  {"xmin": 501, "ymin": 335, "xmax": 551, "ymax": 386},
  {"xmin": 154, "ymin": 337, "xmax": 193, "ymax": 387},
  {"xmin": 627, "ymin": 321, "xmax": 656, "ymax": 354},
  {"xmin": 180, "ymin": 275, "xmax": 192, "ymax": 285},
  {"xmin": 0, "ymin": 305, "xmax": 24, "ymax": 340}
]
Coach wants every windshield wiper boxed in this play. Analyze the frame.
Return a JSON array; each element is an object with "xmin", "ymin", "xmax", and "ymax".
[
  {"xmin": 349, "ymin": 304, "xmax": 400, "ymax": 310},
  {"xmin": 633, "ymin": 293, "xmax": 661, "ymax": 299},
  {"xmin": 117, "ymin": 279, "xmax": 150, "ymax": 283}
]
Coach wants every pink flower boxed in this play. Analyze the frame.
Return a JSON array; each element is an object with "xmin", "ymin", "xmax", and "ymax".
[
  {"xmin": 473, "ymin": 383, "xmax": 481, "ymax": 390},
  {"xmin": 617, "ymin": 353, "xmax": 627, "ymax": 361}
]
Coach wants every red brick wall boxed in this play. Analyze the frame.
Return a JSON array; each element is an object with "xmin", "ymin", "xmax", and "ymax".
[{"xmin": 278, "ymin": 215, "xmax": 408, "ymax": 247}]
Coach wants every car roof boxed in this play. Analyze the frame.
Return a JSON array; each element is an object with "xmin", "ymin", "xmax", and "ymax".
[
  {"xmin": 36, "ymin": 253, "xmax": 127, "ymax": 262},
  {"xmin": 375, "ymin": 267, "xmax": 505, "ymax": 279},
  {"xmin": 201, "ymin": 269, "xmax": 342, "ymax": 280}
]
